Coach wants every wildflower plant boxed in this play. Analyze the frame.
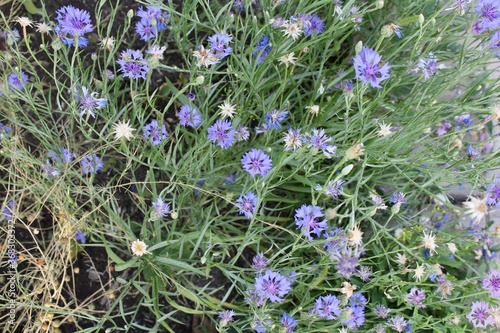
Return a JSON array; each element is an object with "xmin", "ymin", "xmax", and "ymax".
[{"xmin": 1, "ymin": 0, "xmax": 500, "ymax": 332}]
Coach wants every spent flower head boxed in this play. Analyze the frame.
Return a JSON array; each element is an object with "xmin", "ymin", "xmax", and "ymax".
[
  {"xmin": 131, "ymin": 239, "xmax": 151, "ymax": 257},
  {"xmin": 112, "ymin": 120, "xmax": 135, "ymax": 141}
]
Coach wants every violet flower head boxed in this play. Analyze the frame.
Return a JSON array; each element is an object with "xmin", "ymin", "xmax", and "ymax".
[
  {"xmin": 117, "ymin": 49, "xmax": 149, "ymax": 80},
  {"xmin": 307, "ymin": 128, "xmax": 337, "ymax": 158},
  {"xmin": 74, "ymin": 86, "xmax": 107, "ymax": 118},
  {"xmin": 253, "ymin": 269, "xmax": 292, "ymax": 304},
  {"xmin": 280, "ymin": 312, "xmax": 298, "ymax": 333},
  {"xmin": 386, "ymin": 316, "xmax": 408, "ymax": 332},
  {"xmin": 251, "ymin": 252, "xmax": 268, "ymax": 272},
  {"xmin": 294, "ymin": 204, "xmax": 328, "ymax": 241},
  {"xmin": 405, "ymin": 287, "xmax": 426, "ymax": 308},
  {"xmin": 374, "ymin": 304, "xmax": 390, "ymax": 319},
  {"xmin": 330, "ymin": 246, "xmax": 361, "ymax": 279},
  {"xmin": 0, "ymin": 123, "xmax": 12, "ymax": 140},
  {"xmin": 436, "ymin": 120, "xmax": 452, "ymax": 136},
  {"xmin": 417, "ymin": 54, "xmax": 444, "ymax": 80},
  {"xmin": 135, "ymin": 6, "xmax": 169, "ymax": 42},
  {"xmin": 55, "ymin": 5, "xmax": 93, "ymax": 47},
  {"xmin": 483, "ymin": 269, "xmax": 500, "ymax": 297},
  {"xmin": 353, "ymin": 46, "xmax": 390, "ymax": 89},
  {"xmin": 178, "ymin": 105, "xmax": 202, "ymax": 127},
  {"xmin": 8, "ymin": 72, "xmax": 28, "ymax": 90},
  {"xmin": 341, "ymin": 305, "xmax": 365, "ymax": 329},
  {"xmin": 80, "ymin": 154, "xmax": 103, "ymax": 174},
  {"xmin": 302, "ymin": 14, "xmax": 325, "ymax": 36},
  {"xmin": 466, "ymin": 300, "xmax": 493, "ymax": 328},
  {"xmin": 389, "ymin": 192, "xmax": 407, "ymax": 205},
  {"xmin": 208, "ymin": 33, "xmax": 232, "ymax": 59},
  {"xmin": 207, "ymin": 119, "xmax": 235, "ymax": 149},
  {"xmin": 218, "ymin": 309, "xmax": 235, "ymax": 322},
  {"xmin": 152, "ymin": 197, "xmax": 170, "ymax": 219},
  {"xmin": 75, "ymin": 229, "xmax": 86, "ymax": 243},
  {"xmin": 253, "ymin": 36, "xmax": 272, "ymax": 65},
  {"xmin": 48, "ymin": 147, "xmax": 73, "ymax": 165},
  {"xmin": 235, "ymin": 192, "xmax": 258, "ymax": 219},
  {"xmin": 485, "ymin": 178, "xmax": 500, "ymax": 207},
  {"xmin": 241, "ymin": 149, "xmax": 272, "ymax": 177},
  {"xmin": 313, "ymin": 294, "xmax": 341, "ymax": 320},
  {"xmin": 475, "ymin": 0, "xmax": 500, "ymax": 30},
  {"xmin": 2, "ymin": 200, "xmax": 15, "ymax": 221},
  {"xmin": 143, "ymin": 119, "xmax": 168, "ymax": 146},
  {"xmin": 323, "ymin": 227, "xmax": 347, "ymax": 254},
  {"xmin": 315, "ymin": 179, "xmax": 345, "ymax": 199}
]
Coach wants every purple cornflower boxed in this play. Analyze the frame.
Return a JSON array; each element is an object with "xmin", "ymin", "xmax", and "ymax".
[
  {"xmin": 251, "ymin": 252, "xmax": 268, "ymax": 272},
  {"xmin": 280, "ymin": 313, "xmax": 298, "ymax": 333},
  {"xmin": 294, "ymin": 204, "xmax": 328, "ymax": 241},
  {"xmin": 116, "ymin": 49, "xmax": 149, "ymax": 80},
  {"xmin": 416, "ymin": 54, "xmax": 444, "ymax": 80},
  {"xmin": 467, "ymin": 144, "xmax": 481, "ymax": 161},
  {"xmin": 42, "ymin": 160, "xmax": 60, "ymax": 177},
  {"xmin": 374, "ymin": 304, "xmax": 390, "ymax": 319},
  {"xmin": 405, "ymin": 288, "xmax": 426, "ymax": 308},
  {"xmin": 208, "ymin": 33, "xmax": 232, "ymax": 59},
  {"xmin": 48, "ymin": 147, "xmax": 73, "ymax": 164},
  {"xmin": 80, "ymin": 154, "xmax": 103, "ymax": 174},
  {"xmin": 353, "ymin": 47, "xmax": 390, "ymax": 89},
  {"xmin": 207, "ymin": 119, "xmax": 235, "ymax": 149},
  {"xmin": 355, "ymin": 266, "xmax": 372, "ymax": 282},
  {"xmin": 55, "ymin": 6, "xmax": 93, "ymax": 47},
  {"xmin": 436, "ymin": 120, "xmax": 452, "ymax": 136},
  {"xmin": 218, "ymin": 310, "xmax": 235, "ymax": 322},
  {"xmin": 389, "ymin": 192, "xmax": 407, "ymax": 205},
  {"xmin": 152, "ymin": 197, "xmax": 170, "ymax": 219},
  {"xmin": 253, "ymin": 36, "xmax": 272, "ymax": 65},
  {"xmin": 386, "ymin": 316, "xmax": 408, "ymax": 332},
  {"xmin": 178, "ymin": 105, "xmax": 202, "ymax": 127},
  {"xmin": 330, "ymin": 246, "xmax": 361, "ymax": 279},
  {"xmin": 315, "ymin": 179, "xmax": 345, "ymax": 199},
  {"xmin": 455, "ymin": 113, "xmax": 473, "ymax": 127},
  {"xmin": 8, "ymin": 72, "xmax": 28, "ymax": 90},
  {"xmin": 341, "ymin": 305, "xmax": 365, "ymax": 328},
  {"xmin": 264, "ymin": 109, "xmax": 288, "ymax": 129},
  {"xmin": 350, "ymin": 293, "xmax": 368, "ymax": 309},
  {"xmin": 483, "ymin": 269, "xmax": 500, "ymax": 297},
  {"xmin": 323, "ymin": 228, "xmax": 347, "ymax": 254},
  {"xmin": 236, "ymin": 126, "xmax": 250, "ymax": 141},
  {"xmin": 476, "ymin": 0, "xmax": 500, "ymax": 30},
  {"xmin": 187, "ymin": 92, "xmax": 195, "ymax": 99},
  {"xmin": 143, "ymin": 119, "xmax": 168, "ymax": 146},
  {"xmin": 466, "ymin": 301, "xmax": 493, "ymax": 328},
  {"xmin": 74, "ymin": 86, "xmax": 107, "ymax": 118},
  {"xmin": 235, "ymin": 192, "xmax": 258, "ymax": 219},
  {"xmin": 75, "ymin": 229, "xmax": 86, "ymax": 243},
  {"xmin": 2, "ymin": 200, "xmax": 15, "ymax": 221},
  {"xmin": 252, "ymin": 315, "xmax": 272, "ymax": 333},
  {"xmin": 307, "ymin": 128, "xmax": 337, "ymax": 158},
  {"xmin": 303, "ymin": 14, "xmax": 325, "ymax": 36},
  {"xmin": 135, "ymin": 6, "xmax": 169, "ymax": 41},
  {"xmin": 254, "ymin": 270, "xmax": 292, "ymax": 304},
  {"xmin": 241, "ymin": 149, "xmax": 272, "ymax": 177},
  {"xmin": 485, "ymin": 178, "xmax": 500, "ymax": 207},
  {"xmin": 0, "ymin": 123, "xmax": 12, "ymax": 140},
  {"xmin": 223, "ymin": 173, "xmax": 237, "ymax": 185},
  {"xmin": 314, "ymin": 294, "xmax": 341, "ymax": 320}
]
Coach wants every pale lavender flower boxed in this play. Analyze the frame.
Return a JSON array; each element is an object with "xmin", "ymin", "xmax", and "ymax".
[
  {"xmin": 178, "ymin": 105, "xmax": 202, "ymax": 127},
  {"xmin": 280, "ymin": 312, "xmax": 298, "ymax": 333},
  {"xmin": 208, "ymin": 33, "xmax": 232, "ymax": 59},
  {"xmin": 143, "ymin": 119, "xmax": 168, "ymax": 146},
  {"xmin": 254, "ymin": 270, "xmax": 292, "ymax": 305},
  {"xmin": 117, "ymin": 49, "xmax": 149, "ymax": 80},
  {"xmin": 353, "ymin": 46, "xmax": 390, "ymax": 88},
  {"xmin": 313, "ymin": 294, "xmax": 341, "ymax": 320},
  {"xmin": 483, "ymin": 269, "xmax": 500, "ymax": 297},
  {"xmin": 8, "ymin": 72, "xmax": 28, "ymax": 90},
  {"xmin": 218, "ymin": 309, "xmax": 235, "ymax": 322},
  {"xmin": 466, "ymin": 300, "xmax": 493, "ymax": 328},
  {"xmin": 74, "ymin": 86, "xmax": 107, "ymax": 118},
  {"xmin": 294, "ymin": 204, "xmax": 328, "ymax": 241},
  {"xmin": 386, "ymin": 316, "xmax": 408, "ymax": 332},
  {"xmin": 75, "ymin": 229, "xmax": 86, "ymax": 243},
  {"xmin": 241, "ymin": 149, "xmax": 272, "ymax": 177},
  {"xmin": 235, "ymin": 192, "xmax": 258, "ymax": 219},
  {"xmin": 152, "ymin": 197, "xmax": 170, "ymax": 219},
  {"xmin": 207, "ymin": 119, "xmax": 236, "ymax": 149},
  {"xmin": 374, "ymin": 304, "xmax": 390, "ymax": 318},
  {"xmin": 406, "ymin": 287, "xmax": 426, "ymax": 308},
  {"xmin": 315, "ymin": 179, "xmax": 345, "ymax": 199},
  {"xmin": 80, "ymin": 154, "xmax": 103, "ymax": 174},
  {"xmin": 389, "ymin": 192, "xmax": 407, "ymax": 205},
  {"xmin": 307, "ymin": 128, "xmax": 337, "ymax": 158},
  {"xmin": 251, "ymin": 252, "xmax": 268, "ymax": 272}
]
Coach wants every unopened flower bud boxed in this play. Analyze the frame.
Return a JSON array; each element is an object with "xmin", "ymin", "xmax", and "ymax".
[
  {"xmin": 170, "ymin": 211, "xmax": 178, "ymax": 219},
  {"xmin": 127, "ymin": 9, "xmax": 134, "ymax": 19},
  {"xmin": 418, "ymin": 14, "xmax": 425, "ymax": 25},
  {"xmin": 341, "ymin": 164, "xmax": 354, "ymax": 176},
  {"xmin": 355, "ymin": 41, "xmax": 363, "ymax": 54},
  {"xmin": 195, "ymin": 75, "xmax": 205, "ymax": 85},
  {"xmin": 375, "ymin": 1, "xmax": 384, "ymax": 9}
]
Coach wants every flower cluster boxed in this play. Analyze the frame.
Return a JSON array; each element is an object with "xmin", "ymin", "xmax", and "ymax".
[
  {"xmin": 55, "ymin": 6, "xmax": 93, "ymax": 47},
  {"xmin": 135, "ymin": 6, "xmax": 170, "ymax": 42},
  {"xmin": 117, "ymin": 49, "xmax": 150, "ymax": 80},
  {"xmin": 193, "ymin": 33, "xmax": 232, "ymax": 67}
]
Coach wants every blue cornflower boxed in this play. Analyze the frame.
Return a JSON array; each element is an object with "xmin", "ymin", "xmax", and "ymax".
[
  {"xmin": 81, "ymin": 154, "xmax": 103, "ymax": 174},
  {"xmin": 254, "ymin": 269, "xmax": 292, "ymax": 304},
  {"xmin": 307, "ymin": 129, "xmax": 337, "ymax": 158},
  {"xmin": 416, "ymin": 54, "xmax": 444, "ymax": 80},
  {"xmin": 253, "ymin": 36, "xmax": 272, "ymax": 65},
  {"xmin": 55, "ymin": 6, "xmax": 93, "ymax": 47},
  {"xmin": 353, "ymin": 47, "xmax": 390, "ymax": 89},
  {"xmin": 387, "ymin": 315, "xmax": 409, "ymax": 332},
  {"xmin": 475, "ymin": 0, "xmax": 500, "ymax": 30},
  {"xmin": 241, "ymin": 149, "xmax": 272, "ymax": 177},
  {"xmin": 207, "ymin": 119, "xmax": 235, "ymax": 149},
  {"xmin": 374, "ymin": 304, "xmax": 391, "ymax": 318},
  {"xmin": 3, "ymin": 200, "xmax": 15, "ymax": 221},
  {"xmin": 323, "ymin": 228, "xmax": 347, "ymax": 253},
  {"xmin": 116, "ymin": 49, "xmax": 149, "ymax": 80},
  {"xmin": 303, "ymin": 14, "xmax": 325, "ymax": 36},
  {"xmin": 436, "ymin": 120, "xmax": 452, "ymax": 136},
  {"xmin": 264, "ymin": 109, "xmax": 288, "ymax": 129},
  {"xmin": 467, "ymin": 144, "xmax": 481, "ymax": 161},
  {"xmin": 208, "ymin": 33, "xmax": 232, "ymax": 59},
  {"xmin": 42, "ymin": 160, "xmax": 60, "ymax": 177},
  {"xmin": 350, "ymin": 293, "xmax": 368, "ymax": 309},
  {"xmin": 143, "ymin": 119, "xmax": 168, "ymax": 146},
  {"xmin": 8, "ymin": 72, "xmax": 28, "ymax": 90},
  {"xmin": 252, "ymin": 315, "xmax": 272, "ymax": 333},
  {"xmin": 178, "ymin": 105, "xmax": 202, "ymax": 127},
  {"xmin": 280, "ymin": 312, "xmax": 299, "ymax": 333},
  {"xmin": 135, "ymin": 21, "xmax": 157, "ymax": 42},
  {"xmin": 314, "ymin": 294, "xmax": 341, "ymax": 320},
  {"xmin": 0, "ymin": 122, "xmax": 12, "ymax": 140},
  {"xmin": 341, "ymin": 305, "xmax": 365, "ymax": 328},
  {"xmin": 152, "ymin": 197, "xmax": 170, "ymax": 219},
  {"xmin": 294, "ymin": 204, "xmax": 328, "ymax": 241},
  {"xmin": 75, "ymin": 229, "xmax": 86, "ymax": 243},
  {"xmin": 389, "ymin": 192, "xmax": 407, "ymax": 205},
  {"xmin": 491, "ymin": 31, "xmax": 500, "ymax": 56},
  {"xmin": 137, "ymin": 6, "xmax": 169, "ymax": 32},
  {"xmin": 330, "ymin": 246, "xmax": 361, "ymax": 279},
  {"xmin": 223, "ymin": 173, "xmax": 237, "ymax": 185},
  {"xmin": 235, "ymin": 192, "xmax": 258, "ymax": 219},
  {"xmin": 74, "ymin": 86, "xmax": 107, "ymax": 118}
]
